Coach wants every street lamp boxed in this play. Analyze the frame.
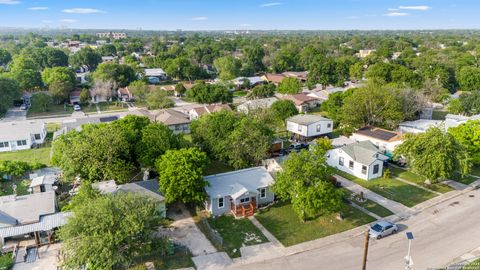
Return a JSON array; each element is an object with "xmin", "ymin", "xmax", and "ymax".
[{"xmin": 405, "ymin": 232, "xmax": 414, "ymax": 270}]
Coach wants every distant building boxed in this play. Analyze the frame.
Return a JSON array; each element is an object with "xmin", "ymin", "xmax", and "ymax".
[
  {"xmin": 281, "ymin": 93, "xmax": 321, "ymax": 113},
  {"xmin": 237, "ymin": 97, "xmax": 278, "ymax": 114},
  {"xmin": 145, "ymin": 68, "xmax": 167, "ymax": 82},
  {"xmin": 96, "ymin": 32, "xmax": 127, "ymax": 40},
  {"xmin": 189, "ymin": 104, "xmax": 232, "ymax": 120},
  {"xmin": 0, "ymin": 121, "xmax": 47, "ymax": 153},
  {"xmin": 356, "ymin": 49, "xmax": 376, "ymax": 58}
]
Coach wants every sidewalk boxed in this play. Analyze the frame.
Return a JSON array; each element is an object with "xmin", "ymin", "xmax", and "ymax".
[
  {"xmin": 444, "ymin": 246, "xmax": 480, "ymax": 270},
  {"xmin": 334, "ymin": 174, "xmax": 413, "ymax": 218}
]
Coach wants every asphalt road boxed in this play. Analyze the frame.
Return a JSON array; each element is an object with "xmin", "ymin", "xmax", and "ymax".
[{"xmin": 229, "ymin": 189, "xmax": 480, "ymax": 270}]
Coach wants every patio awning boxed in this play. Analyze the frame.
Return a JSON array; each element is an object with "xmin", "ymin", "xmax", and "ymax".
[{"xmin": 0, "ymin": 212, "xmax": 72, "ymax": 238}]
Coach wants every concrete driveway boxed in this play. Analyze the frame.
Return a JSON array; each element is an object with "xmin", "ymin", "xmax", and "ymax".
[
  {"xmin": 13, "ymin": 243, "xmax": 61, "ymax": 270},
  {"xmin": 0, "ymin": 107, "xmax": 26, "ymax": 122},
  {"xmin": 158, "ymin": 204, "xmax": 216, "ymax": 256}
]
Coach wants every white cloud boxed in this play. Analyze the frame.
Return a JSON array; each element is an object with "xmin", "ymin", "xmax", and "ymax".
[
  {"xmin": 388, "ymin": 8, "xmax": 399, "ymax": 11},
  {"xmin": 0, "ymin": 0, "xmax": 20, "ymax": 4},
  {"xmin": 385, "ymin": 12, "xmax": 410, "ymax": 17},
  {"xmin": 399, "ymin": 5, "xmax": 431, "ymax": 11},
  {"xmin": 260, "ymin": 2, "xmax": 282, "ymax": 8},
  {"xmin": 28, "ymin": 6, "xmax": 48, "ymax": 10},
  {"xmin": 191, "ymin": 16, "xmax": 208, "ymax": 21},
  {"xmin": 60, "ymin": 19, "xmax": 78, "ymax": 23},
  {"xmin": 62, "ymin": 8, "xmax": 105, "ymax": 14}
]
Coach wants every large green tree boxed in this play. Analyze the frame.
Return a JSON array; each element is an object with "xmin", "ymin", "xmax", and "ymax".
[
  {"xmin": 69, "ymin": 47, "xmax": 102, "ymax": 69},
  {"xmin": 0, "ymin": 49, "xmax": 12, "ymax": 66},
  {"xmin": 213, "ymin": 56, "xmax": 241, "ymax": 80},
  {"xmin": 137, "ymin": 123, "xmax": 184, "ymax": 168},
  {"xmin": 247, "ymin": 84, "xmax": 276, "ymax": 99},
  {"xmin": 457, "ymin": 66, "xmax": 480, "ymax": 91},
  {"xmin": 146, "ymin": 90, "xmax": 175, "ymax": 110},
  {"xmin": 272, "ymin": 143, "xmax": 343, "ymax": 221},
  {"xmin": 0, "ymin": 77, "xmax": 20, "ymax": 114},
  {"xmin": 271, "ymin": 100, "xmax": 298, "ymax": 122},
  {"xmin": 340, "ymin": 86, "xmax": 403, "ymax": 129},
  {"xmin": 93, "ymin": 62, "xmax": 136, "ymax": 87},
  {"xmin": 8, "ymin": 54, "xmax": 42, "ymax": 90},
  {"xmin": 449, "ymin": 120, "xmax": 480, "ymax": 165},
  {"xmin": 186, "ymin": 82, "xmax": 232, "ymax": 104},
  {"xmin": 59, "ymin": 192, "xmax": 165, "ymax": 269},
  {"xmin": 277, "ymin": 77, "xmax": 302, "ymax": 94},
  {"xmin": 395, "ymin": 127, "xmax": 471, "ymax": 182},
  {"xmin": 41, "ymin": 67, "xmax": 76, "ymax": 102},
  {"xmin": 156, "ymin": 148, "xmax": 208, "ymax": 204}
]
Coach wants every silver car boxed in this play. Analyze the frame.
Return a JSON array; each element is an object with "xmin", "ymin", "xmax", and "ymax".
[{"xmin": 369, "ymin": 221, "xmax": 398, "ymax": 239}]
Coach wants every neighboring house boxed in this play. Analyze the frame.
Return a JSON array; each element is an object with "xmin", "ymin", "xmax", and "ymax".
[
  {"xmin": 0, "ymin": 121, "xmax": 47, "ymax": 153},
  {"xmin": 145, "ymin": 68, "xmax": 167, "ymax": 81},
  {"xmin": 204, "ymin": 167, "xmax": 275, "ymax": 217},
  {"xmin": 261, "ymin": 73, "xmax": 285, "ymax": 85},
  {"xmin": 231, "ymin": 76, "xmax": 266, "ymax": 88},
  {"xmin": 69, "ymin": 90, "xmax": 82, "ymax": 105},
  {"xmin": 29, "ymin": 175, "xmax": 58, "ymax": 194},
  {"xmin": 117, "ymin": 87, "xmax": 134, "ymax": 102},
  {"xmin": 356, "ymin": 49, "xmax": 376, "ymax": 58},
  {"xmin": 286, "ymin": 114, "xmax": 333, "ymax": 141},
  {"xmin": 350, "ymin": 126, "xmax": 403, "ymax": 154},
  {"xmin": 189, "ymin": 104, "xmax": 232, "ymax": 120},
  {"xmin": 281, "ymin": 93, "xmax": 321, "ymax": 113},
  {"xmin": 237, "ymin": 97, "xmax": 278, "ymax": 114},
  {"xmin": 0, "ymin": 192, "xmax": 70, "ymax": 248},
  {"xmin": 101, "ymin": 56, "xmax": 116, "ymax": 63},
  {"xmin": 154, "ymin": 109, "xmax": 191, "ymax": 134},
  {"xmin": 75, "ymin": 71, "xmax": 89, "ymax": 85},
  {"xmin": 398, "ymin": 119, "xmax": 443, "ymax": 134},
  {"xmin": 53, "ymin": 115, "xmax": 119, "ymax": 139},
  {"xmin": 92, "ymin": 180, "xmax": 166, "ymax": 218},
  {"xmin": 327, "ymin": 141, "xmax": 388, "ymax": 180},
  {"xmin": 282, "ymin": 71, "xmax": 308, "ymax": 82}
]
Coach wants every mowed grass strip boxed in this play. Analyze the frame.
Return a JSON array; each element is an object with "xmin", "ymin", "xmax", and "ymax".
[
  {"xmin": 334, "ymin": 169, "xmax": 436, "ymax": 207},
  {"xmin": 256, "ymin": 202, "xmax": 374, "ymax": 247}
]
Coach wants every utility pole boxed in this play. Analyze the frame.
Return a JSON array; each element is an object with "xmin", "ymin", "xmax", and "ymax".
[{"xmin": 362, "ymin": 230, "xmax": 370, "ymax": 270}]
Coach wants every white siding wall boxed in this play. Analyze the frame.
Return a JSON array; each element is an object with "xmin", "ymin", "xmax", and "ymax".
[
  {"xmin": 326, "ymin": 149, "xmax": 383, "ymax": 180},
  {"xmin": 0, "ymin": 124, "xmax": 46, "ymax": 153},
  {"xmin": 286, "ymin": 121, "xmax": 308, "ymax": 137},
  {"xmin": 287, "ymin": 120, "xmax": 333, "ymax": 138}
]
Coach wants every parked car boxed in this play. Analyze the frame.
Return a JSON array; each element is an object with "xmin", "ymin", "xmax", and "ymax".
[
  {"xmin": 369, "ymin": 221, "xmax": 398, "ymax": 239},
  {"xmin": 19, "ymin": 104, "xmax": 27, "ymax": 110},
  {"xmin": 73, "ymin": 104, "xmax": 81, "ymax": 111}
]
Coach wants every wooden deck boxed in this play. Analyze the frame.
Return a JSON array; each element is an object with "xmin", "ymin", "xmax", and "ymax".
[{"xmin": 230, "ymin": 197, "xmax": 256, "ymax": 218}]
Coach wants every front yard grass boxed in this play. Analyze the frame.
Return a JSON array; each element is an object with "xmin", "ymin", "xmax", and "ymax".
[
  {"xmin": 255, "ymin": 201, "xmax": 375, "ymax": 247},
  {"xmin": 27, "ymin": 103, "xmax": 73, "ymax": 118},
  {"xmin": 451, "ymin": 172, "xmax": 479, "ymax": 185},
  {"xmin": 0, "ymin": 147, "xmax": 52, "ymax": 166},
  {"xmin": 98, "ymin": 102, "xmax": 129, "ymax": 112},
  {"xmin": 207, "ymin": 215, "xmax": 268, "ymax": 258},
  {"xmin": 462, "ymin": 258, "xmax": 480, "ymax": 270},
  {"xmin": 129, "ymin": 249, "xmax": 194, "ymax": 270},
  {"xmin": 334, "ymin": 169, "xmax": 436, "ymax": 207},
  {"xmin": 389, "ymin": 167, "xmax": 454, "ymax": 193},
  {"xmin": 342, "ymin": 189, "xmax": 393, "ymax": 217}
]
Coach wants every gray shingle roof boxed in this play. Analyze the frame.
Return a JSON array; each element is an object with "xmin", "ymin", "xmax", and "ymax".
[
  {"xmin": 287, "ymin": 114, "xmax": 332, "ymax": 126},
  {"xmin": 92, "ymin": 180, "xmax": 165, "ymax": 201},
  {"xmin": 0, "ymin": 191, "xmax": 56, "ymax": 225},
  {"xmin": 340, "ymin": 141, "xmax": 385, "ymax": 165}
]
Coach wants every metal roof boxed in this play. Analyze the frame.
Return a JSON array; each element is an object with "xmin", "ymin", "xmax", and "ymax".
[
  {"xmin": 0, "ymin": 212, "xmax": 72, "ymax": 238},
  {"xmin": 204, "ymin": 167, "xmax": 274, "ymax": 199},
  {"xmin": 0, "ymin": 192, "xmax": 56, "ymax": 225}
]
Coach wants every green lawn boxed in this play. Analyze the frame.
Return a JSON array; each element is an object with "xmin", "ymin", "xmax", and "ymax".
[
  {"xmin": 471, "ymin": 166, "xmax": 480, "ymax": 177},
  {"xmin": 462, "ymin": 258, "xmax": 480, "ymax": 270},
  {"xmin": 335, "ymin": 169, "xmax": 436, "ymax": 207},
  {"xmin": 0, "ymin": 147, "xmax": 52, "ymax": 166},
  {"xmin": 208, "ymin": 215, "xmax": 268, "ymax": 257},
  {"xmin": 342, "ymin": 189, "xmax": 393, "ymax": 217},
  {"xmin": 129, "ymin": 250, "xmax": 194, "ymax": 270},
  {"xmin": 233, "ymin": 91, "xmax": 248, "ymax": 97},
  {"xmin": 451, "ymin": 172, "xmax": 479, "ymax": 185},
  {"xmin": 389, "ymin": 167, "xmax": 454, "ymax": 193},
  {"xmin": 205, "ymin": 160, "xmax": 235, "ymax": 175},
  {"xmin": 256, "ymin": 202, "xmax": 375, "ymax": 247},
  {"xmin": 98, "ymin": 102, "xmax": 129, "ymax": 112},
  {"xmin": 28, "ymin": 103, "xmax": 73, "ymax": 118}
]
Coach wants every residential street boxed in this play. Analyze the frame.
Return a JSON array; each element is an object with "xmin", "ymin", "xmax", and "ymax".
[{"xmin": 229, "ymin": 188, "xmax": 480, "ymax": 270}]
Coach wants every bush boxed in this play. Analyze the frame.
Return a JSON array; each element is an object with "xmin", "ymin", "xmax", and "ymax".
[
  {"xmin": 0, "ymin": 253, "xmax": 13, "ymax": 270},
  {"xmin": 383, "ymin": 168, "xmax": 391, "ymax": 179}
]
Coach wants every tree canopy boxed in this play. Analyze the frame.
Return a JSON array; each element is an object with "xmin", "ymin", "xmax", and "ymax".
[
  {"xmin": 449, "ymin": 120, "xmax": 480, "ymax": 165},
  {"xmin": 277, "ymin": 77, "xmax": 302, "ymax": 94}
]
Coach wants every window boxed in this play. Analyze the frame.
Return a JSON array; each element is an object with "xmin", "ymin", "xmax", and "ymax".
[
  {"xmin": 339, "ymin": 157, "xmax": 344, "ymax": 166},
  {"xmin": 260, "ymin": 188, "xmax": 267, "ymax": 198},
  {"xmin": 327, "ymin": 123, "xmax": 332, "ymax": 128},
  {"xmin": 298, "ymin": 125, "xmax": 302, "ymax": 132},
  {"xmin": 0, "ymin": 142, "xmax": 8, "ymax": 148},
  {"xmin": 373, "ymin": 164, "xmax": 379, "ymax": 174},
  {"xmin": 17, "ymin": 140, "xmax": 27, "ymax": 146},
  {"xmin": 175, "ymin": 125, "xmax": 180, "ymax": 131},
  {"xmin": 316, "ymin": 124, "xmax": 321, "ymax": 132},
  {"xmin": 34, "ymin": 134, "xmax": 41, "ymax": 140},
  {"xmin": 218, "ymin": 197, "xmax": 224, "ymax": 208},
  {"xmin": 349, "ymin": 161, "xmax": 354, "ymax": 170},
  {"xmin": 362, "ymin": 165, "xmax": 367, "ymax": 175},
  {"xmin": 240, "ymin": 197, "xmax": 250, "ymax": 203}
]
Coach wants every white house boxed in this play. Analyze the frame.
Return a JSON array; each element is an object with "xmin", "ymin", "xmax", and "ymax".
[
  {"xmin": 399, "ymin": 114, "xmax": 480, "ymax": 134},
  {"xmin": 145, "ymin": 68, "xmax": 167, "ymax": 81},
  {"xmin": 327, "ymin": 141, "xmax": 388, "ymax": 180},
  {"xmin": 286, "ymin": 114, "xmax": 333, "ymax": 141},
  {"xmin": 0, "ymin": 121, "xmax": 47, "ymax": 153},
  {"xmin": 350, "ymin": 126, "xmax": 403, "ymax": 153},
  {"xmin": 204, "ymin": 167, "xmax": 275, "ymax": 217},
  {"xmin": 237, "ymin": 97, "xmax": 278, "ymax": 114},
  {"xmin": 188, "ymin": 104, "xmax": 232, "ymax": 120}
]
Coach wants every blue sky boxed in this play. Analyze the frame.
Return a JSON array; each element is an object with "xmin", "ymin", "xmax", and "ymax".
[{"xmin": 0, "ymin": 0, "xmax": 478, "ymax": 30}]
